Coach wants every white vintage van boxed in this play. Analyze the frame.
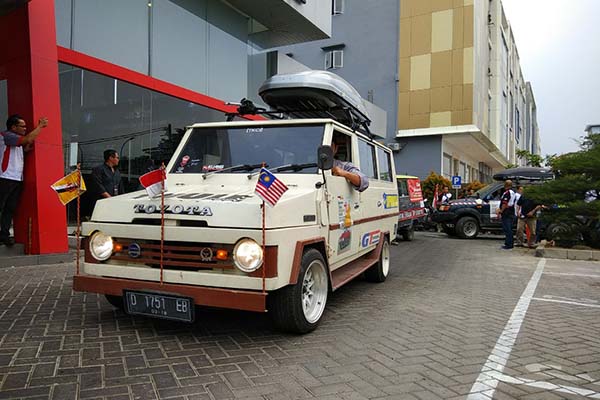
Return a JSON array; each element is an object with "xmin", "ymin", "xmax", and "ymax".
[{"xmin": 74, "ymin": 71, "xmax": 399, "ymax": 333}]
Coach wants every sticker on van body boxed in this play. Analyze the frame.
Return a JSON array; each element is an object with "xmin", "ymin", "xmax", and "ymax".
[{"xmin": 383, "ymin": 193, "xmax": 398, "ymax": 209}]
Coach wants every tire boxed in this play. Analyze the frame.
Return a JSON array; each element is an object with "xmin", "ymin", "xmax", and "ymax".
[
  {"xmin": 270, "ymin": 249, "xmax": 329, "ymax": 333},
  {"xmin": 364, "ymin": 238, "xmax": 390, "ymax": 283},
  {"xmin": 401, "ymin": 226, "xmax": 415, "ymax": 241},
  {"xmin": 456, "ymin": 216, "xmax": 479, "ymax": 239},
  {"xmin": 105, "ymin": 294, "xmax": 124, "ymax": 309}
]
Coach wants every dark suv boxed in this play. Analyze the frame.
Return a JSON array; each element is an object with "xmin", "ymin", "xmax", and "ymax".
[{"xmin": 431, "ymin": 167, "xmax": 554, "ymax": 239}]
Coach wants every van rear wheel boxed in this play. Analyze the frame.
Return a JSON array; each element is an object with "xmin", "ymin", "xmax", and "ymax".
[
  {"xmin": 270, "ymin": 249, "xmax": 328, "ymax": 333},
  {"xmin": 364, "ymin": 238, "xmax": 390, "ymax": 283}
]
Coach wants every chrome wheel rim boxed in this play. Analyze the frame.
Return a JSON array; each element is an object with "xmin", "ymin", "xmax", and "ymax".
[
  {"xmin": 381, "ymin": 240, "xmax": 390, "ymax": 277},
  {"xmin": 302, "ymin": 260, "xmax": 328, "ymax": 324},
  {"xmin": 464, "ymin": 221, "xmax": 478, "ymax": 237}
]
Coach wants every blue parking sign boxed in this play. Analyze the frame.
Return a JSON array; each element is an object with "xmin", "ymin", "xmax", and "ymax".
[{"xmin": 451, "ymin": 176, "xmax": 461, "ymax": 189}]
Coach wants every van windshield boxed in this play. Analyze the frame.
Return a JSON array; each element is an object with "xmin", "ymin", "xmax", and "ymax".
[{"xmin": 171, "ymin": 124, "xmax": 324, "ymax": 174}]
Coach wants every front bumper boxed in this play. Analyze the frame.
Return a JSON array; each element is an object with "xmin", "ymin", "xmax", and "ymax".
[
  {"xmin": 430, "ymin": 211, "xmax": 457, "ymax": 223},
  {"xmin": 73, "ymin": 275, "xmax": 267, "ymax": 312}
]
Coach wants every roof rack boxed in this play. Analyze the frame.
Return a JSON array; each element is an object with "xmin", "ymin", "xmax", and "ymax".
[{"xmin": 225, "ymin": 71, "xmax": 373, "ymax": 136}]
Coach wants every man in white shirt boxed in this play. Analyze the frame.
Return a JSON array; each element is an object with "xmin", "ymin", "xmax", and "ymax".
[{"xmin": 0, "ymin": 114, "xmax": 48, "ymax": 246}]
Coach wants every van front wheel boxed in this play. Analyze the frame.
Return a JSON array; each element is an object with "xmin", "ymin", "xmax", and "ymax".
[{"xmin": 270, "ymin": 249, "xmax": 328, "ymax": 333}]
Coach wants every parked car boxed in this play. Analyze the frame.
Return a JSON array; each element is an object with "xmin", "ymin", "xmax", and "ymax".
[
  {"xmin": 396, "ymin": 175, "xmax": 426, "ymax": 240},
  {"xmin": 431, "ymin": 167, "xmax": 554, "ymax": 239}
]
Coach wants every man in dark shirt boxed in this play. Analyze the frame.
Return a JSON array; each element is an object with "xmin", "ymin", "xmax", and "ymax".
[
  {"xmin": 91, "ymin": 149, "xmax": 124, "ymax": 200},
  {"xmin": 516, "ymin": 188, "xmax": 544, "ymax": 248},
  {"xmin": 496, "ymin": 180, "xmax": 516, "ymax": 249}
]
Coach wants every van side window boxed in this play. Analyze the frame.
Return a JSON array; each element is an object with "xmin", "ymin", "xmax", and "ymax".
[
  {"xmin": 357, "ymin": 138, "xmax": 377, "ymax": 179},
  {"xmin": 332, "ymin": 131, "xmax": 351, "ymax": 162},
  {"xmin": 376, "ymin": 147, "xmax": 393, "ymax": 182}
]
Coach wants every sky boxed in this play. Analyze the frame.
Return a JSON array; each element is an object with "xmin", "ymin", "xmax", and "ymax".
[{"xmin": 501, "ymin": 0, "xmax": 600, "ymax": 156}]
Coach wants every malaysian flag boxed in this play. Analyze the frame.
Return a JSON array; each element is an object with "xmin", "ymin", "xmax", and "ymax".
[{"xmin": 255, "ymin": 168, "xmax": 288, "ymax": 207}]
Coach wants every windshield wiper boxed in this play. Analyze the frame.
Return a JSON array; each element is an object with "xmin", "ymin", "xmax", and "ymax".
[
  {"xmin": 247, "ymin": 163, "xmax": 318, "ymax": 179},
  {"xmin": 203, "ymin": 163, "xmax": 264, "ymax": 179},
  {"xmin": 274, "ymin": 163, "xmax": 317, "ymax": 172}
]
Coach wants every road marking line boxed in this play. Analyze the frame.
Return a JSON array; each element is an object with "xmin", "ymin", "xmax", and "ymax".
[
  {"xmin": 544, "ymin": 272, "xmax": 600, "ymax": 279},
  {"xmin": 467, "ymin": 258, "xmax": 546, "ymax": 399},
  {"xmin": 532, "ymin": 298, "xmax": 600, "ymax": 308},
  {"xmin": 484, "ymin": 370, "xmax": 600, "ymax": 398}
]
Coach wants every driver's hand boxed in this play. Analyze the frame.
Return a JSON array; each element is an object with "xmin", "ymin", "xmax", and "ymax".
[{"xmin": 332, "ymin": 166, "xmax": 343, "ymax": 177}]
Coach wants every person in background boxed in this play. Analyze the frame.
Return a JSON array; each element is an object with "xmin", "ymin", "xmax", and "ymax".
[
  {"xmin": 516, "ymin": 187, "xmax": 545, "ymax": 248},
  {"xmin": 439, "ymin": 186, "xmax": 452, "ymax": 203},
  {"xmin": 0, "ymin": 115, "xmax": 48, "ymax": 246},
  {"xmin": 331, "ymin": 134, "xmax": 369, "ymax": 192},
  {"xmin": 91, "ymin": 149, "xmax": 124, "ymax": 200},
  {"xmin": 496, "ymin": 180, "xmax": 516, "ymax": 250}
]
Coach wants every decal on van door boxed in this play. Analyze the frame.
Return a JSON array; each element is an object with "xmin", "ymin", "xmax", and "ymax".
[
  {"xmin": 361, "ymin": 230, "xmax": 381, "ymax": 248},
  {"xmin": 337, "ymin": 198, "xmax": 353, "ymax": 228},
  {"xmin": 338, "ymin": 229, "xmax": 352, "ymax": 254},
  {"xmin": 383, "ymin": 193, "xmax": 399, "ymax": 209}
]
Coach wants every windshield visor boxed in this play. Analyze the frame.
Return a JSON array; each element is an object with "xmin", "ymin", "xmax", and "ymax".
[{"xmin": 171, "ymin": 125, "xmax": 324, "ymax": 174}]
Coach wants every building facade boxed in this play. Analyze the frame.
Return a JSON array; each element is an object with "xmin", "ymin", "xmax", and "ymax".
[
  {"xmin": 0, "ymin": 0, "xmax": 331, "ymax": 254},
  {"xmin": 279, "ymin": 0, "xmax": 541, "ymax": 182}
]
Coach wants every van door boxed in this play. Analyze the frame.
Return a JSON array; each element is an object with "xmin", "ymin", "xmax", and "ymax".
[{"xmin": 326, "ymin": 131, "xmax": 361, "ymax": 268}]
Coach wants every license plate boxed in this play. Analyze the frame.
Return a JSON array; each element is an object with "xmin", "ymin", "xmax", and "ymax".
[{"xmin": 124, "ymin": 290, "xmax": 194, "ymax": 322}]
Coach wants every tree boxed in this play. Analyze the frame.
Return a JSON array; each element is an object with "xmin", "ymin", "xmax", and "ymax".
[
  {"xmin": 526, "ymin": 133, "xmax": 600, "ymax": 248},
  {"xmin": 516, "ymin": 149, "xmax": 544, "ymax": 167},
  {"xmin": 422, "ymin": 171, "xmax": 451, "ymax": 203}
]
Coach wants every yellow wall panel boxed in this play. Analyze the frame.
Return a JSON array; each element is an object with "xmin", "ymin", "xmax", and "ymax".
[
  {"xmin": 399, "ymin": 92, "xmax": 410, "ymax": 129},
  {"xmin": 430, "ymin": 111, "xmax": 452, "ymax": 127},
  {"xmin": 463, "ymin": 5, "xmax": 474, "ymax": 47},
  {"xmin": 399, "ymin": 58, "xmax": 411, "ymax": 92},
  {"xmin": 463, "ymin": 83, "xmax": 473, "ymax": 110},
  {"xmin": 409, "ymin": 89, "xmax": 431, "ymax": 115},
  {"xmin": 432, "ymin": 9, "xmax": 453, "ymax": 53},
  {"xmin": 432, "ymin": 0, "xmax": 454, "ymax": 12},
  {"xmin": 452, "ymin": 49, "xmax": 463, "ymax": 85},
  {"xmin": 431, "ymin": 50, "xmax": 452, "ymax": 88},
  {"xmin": 410, "ymin": 54, "xmax": 431, "ymax": 90},
  {"xmin": 463, "ymin": 47, "xmax": 473, "ymax": 84},
  {"xmin": 453, "ymin": 0, "xmax": 464, "ymax": 8},
  {"xmin": 451, "ymin": 84, "xmax": 463, "ymax": 111},
  {"xmin": 400, "ymin": 0, "xmax": 412, "ymax": 18},
  {"xmin": 400, "ymin": 20, "xmax": 412, "ymax": 58},
  {"xmin": 411, "ymin": 0, "xmax": 432, "ymax": 17},
  {"xmin": 431, "ymin": 86, "xmax": 452, "ymax": 112},
  {"xmin": 452, "ymin": 110, "xmax": 464, "ymax": 125},
  {"xmin": 464, "ymin": 0, "xmax": 474, "ymax": 6},
  {"xmin": 409, "ymin": 113, "xmax": 430, "ymax": 129},
  {"xmin": 452, "ymin": 6, "xmax": 464, "ymax": 49},
  {"xmin": 462, "ymin": 110, "xmax": 473, "ymax": 124},
  {"xmin": 411, "ymin": 14, "xmax": 432, "ymax": 56}
]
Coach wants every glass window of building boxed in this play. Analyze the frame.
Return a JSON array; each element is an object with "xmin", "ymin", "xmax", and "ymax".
[{"xmin": 443, "ymin": 153, "xmax": 452, "ymax": 178}]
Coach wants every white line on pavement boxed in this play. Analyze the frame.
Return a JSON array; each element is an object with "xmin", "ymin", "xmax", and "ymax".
[
  {"xmin": 532, "ymin": 297, "xmax": 600, "ymax": 308},
  {"xmin": 544, "ymin": 272, "xmax": 600, "ymax": 279},
  {"xmin": 466, "ymin": 258, "xmax": 546, "ymax": 399}
]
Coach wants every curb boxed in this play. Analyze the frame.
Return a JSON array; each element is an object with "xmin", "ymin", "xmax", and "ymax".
[{"xmin": 536, "ymin": 243, "xmax": 600, "ymax": 262}]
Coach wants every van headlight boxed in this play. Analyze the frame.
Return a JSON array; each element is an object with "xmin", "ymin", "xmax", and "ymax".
[
  {"xmin": 89, "ymin": 231, "xmax": 114, "ymax": 261},
  {"xmin": 233, "ymin": 238, "xmax": 263, "ymax": 272}
]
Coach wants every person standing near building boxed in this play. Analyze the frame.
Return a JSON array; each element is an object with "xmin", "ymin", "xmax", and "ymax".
[
  {"xmin": 496, "ymin": 180, "xmax": 516, "ymax": 250},
  {"xmin": 516, "ymin": 188, "xmax": 544, "ymax": 248},
  {"xmin": 91, "ymin": 149, "xmax": 124, "ymax": 200},
  {"xmin": 0, "ymin": 115, "xmax": 48, "ymax": 246}
]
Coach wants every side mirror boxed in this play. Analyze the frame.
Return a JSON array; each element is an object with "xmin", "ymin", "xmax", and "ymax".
[{"xmin": 317, "ymin": 145, "xmax": 334, "ymax": 170}]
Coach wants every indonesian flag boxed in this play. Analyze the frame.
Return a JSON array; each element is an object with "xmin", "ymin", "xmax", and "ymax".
[
  {"xmin": 139, "ymin": 169, "xmax": 166, "ymax": 198},
  {"xmin": 255, "ymin": 167, "xmax": 288, "ymax": 207},
  {"xmin": 432, "ymin": 184, "xmax": 439, "ymax": 209}
]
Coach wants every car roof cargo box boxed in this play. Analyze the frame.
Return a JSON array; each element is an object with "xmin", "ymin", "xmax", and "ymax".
[
  {"xmin": 259, "ymin": 71, "xmax": 371, "ymax": 133},
  {"xmin": 493, "ymin": 167, "xmax": 554, "ymax": 182}
]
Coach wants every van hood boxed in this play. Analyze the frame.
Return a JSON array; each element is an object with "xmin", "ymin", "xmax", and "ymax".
[{"xmin": 90, "ymin": 179, "xmax": 320, "ymax": 229}]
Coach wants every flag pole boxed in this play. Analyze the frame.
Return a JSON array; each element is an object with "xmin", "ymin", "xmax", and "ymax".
[
  {"xmin": 76, "ymin": 163, "xmax": 81, "ymax": 276},
  {"xmin": 261, "ymin": 163, "xmax": 266, "ymax": 294},
  {"xmin": 160, "ymin": 162, "xmax": 165, "ymax": 285}
]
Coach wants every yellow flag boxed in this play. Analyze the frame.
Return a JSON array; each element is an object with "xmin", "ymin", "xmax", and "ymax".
[{"xmin": 51, "ymin": 171, "xmax": 86, "ymax": 205}]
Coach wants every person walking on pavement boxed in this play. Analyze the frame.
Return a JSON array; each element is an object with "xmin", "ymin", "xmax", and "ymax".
[
  {"xmin": 496, "ymin": 180, "xmax": 516, "ymax": 250},
  {"xmin": 0, "ymin": 115, "xmax": 48, "ymax": 246},
  {"xmin": 516, "ymin": 187, "xmax": 545, "ymax": 248}
]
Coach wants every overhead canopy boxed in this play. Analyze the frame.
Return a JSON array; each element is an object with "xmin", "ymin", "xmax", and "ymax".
[{"xmin": 259, "ymin": 70, "xmax": 371, "ymax": 132}]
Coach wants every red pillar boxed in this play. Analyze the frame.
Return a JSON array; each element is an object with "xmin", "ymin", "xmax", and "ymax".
[{"xmin": 0, "ymin": 0, "xmax": 67, "ymax": 254}]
